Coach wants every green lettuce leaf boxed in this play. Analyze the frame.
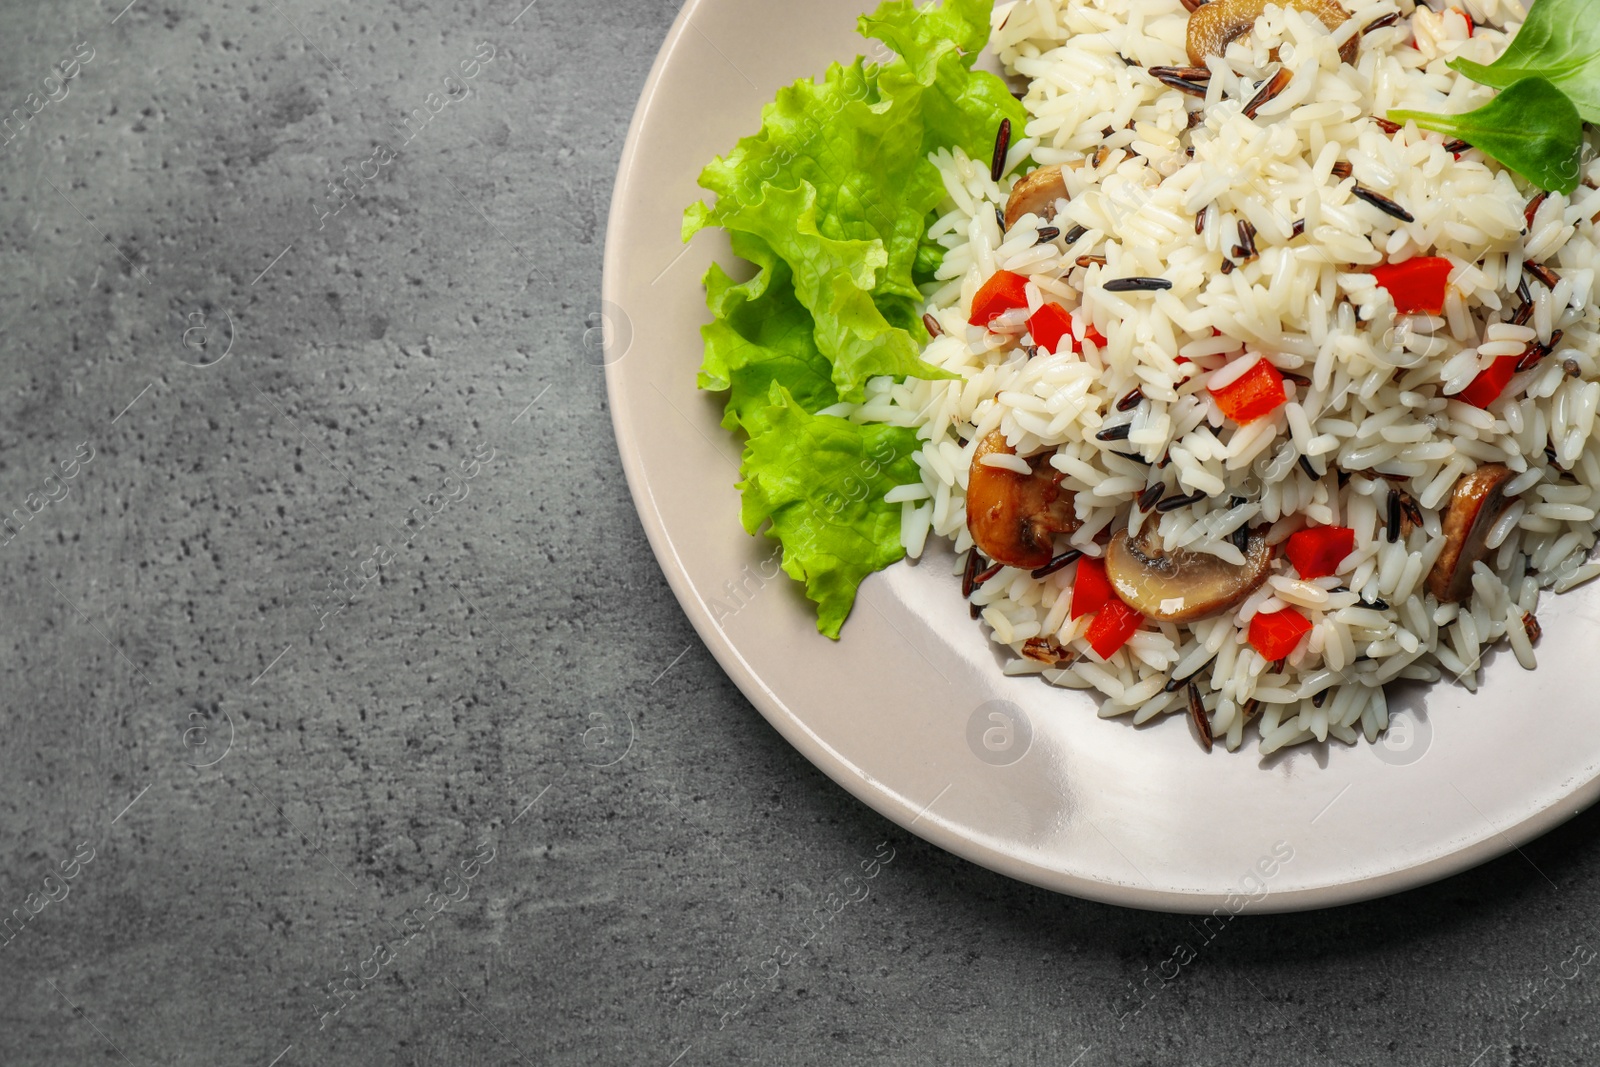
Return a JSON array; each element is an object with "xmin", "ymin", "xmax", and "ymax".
[
  {"xmin": 1448, "ymin": 0, "xmax": 1600, "ymax": 123},
  {"xmin": 699, "ymin": 230, "xmax": 838, "ymax": 434},
  {"xmin": 713, "ymin": 182, "xmax": 947, "ymax": 399},
  {"xmin": 686, "ymin": 0, "xmax": 1020, "ymax": 636},
  {"xmin": 739, "ymin": 386, "xmax": 923, "ymax": 639}
]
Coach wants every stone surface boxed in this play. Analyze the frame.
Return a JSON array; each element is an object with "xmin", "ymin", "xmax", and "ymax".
[{"xmin": 2, "ymin": 1, "xmax": 1600, "ymax": 1064}]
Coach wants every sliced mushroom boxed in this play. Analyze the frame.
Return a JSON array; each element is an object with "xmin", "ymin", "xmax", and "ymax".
[
  {"xmin": 1105, "ymin": 526, "xmax": 1273, "ymax": 623},
  {"xmin": 1003, "ymin": 164, "xmax": 1070, "ymax": 231},
  {"xmin": 1425, "ymin": 463, "xmax": 1517, "ymax": 603},
  {"xmin": 1186, "ymin": 0, "xmax": 1359, "ymax": 67},
  {"xmin": 966, "ymin": 431, "xmax": 1080, "ymax": 570}
]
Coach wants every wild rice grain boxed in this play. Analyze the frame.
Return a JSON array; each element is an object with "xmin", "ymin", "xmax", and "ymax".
[
  {"xmin": 1117, "ymin": 388, "xmax": 1144, "ymax": 411},
  {"xmin": 1138, "ymin": 483, "xmax": 1165, "ymax": 511},
  {"xmin": 1235, "ymin": 219, "xmax": 1258, "ymax": 261},
  {"xmin": 1386, "ymin": 488, "xmax": 1402, "ymax": 543},
  {"xmin": 1523, "ymin": 611, "xmax": 1542, "ymax": 643},
  {"xmin": 1030, "ymin": 549, "xmax": 1083, "ymax": 579},
  {"xmin": 1188, "ymin": 682, "xmax": 1213, "ymax": 752},
  {"xmin": 1149, "ymin": 67, "xmax": 1210, "ymax": 98},
  {"xmin": 1525, "ymin": 260, "xmax": 1560, "ymax": 289},
  {"xmin": 1401, "ymin": 494, "xmax": 1425, "ymax": 528},
  {"xmin": 1352, "ymin": 184, "xmax": 1416, "ymax": 223},
  {"xmin": 922, "ymin": 312, "xmax": 942, "ymax": 337},
  {"xmin": 1167, "ymin": 665, "xmax": 1210, "ymax": 695},
  {"xmin": 1242, "ymin": 68, "xmax": 1291, "ymax": 120},
  {"xmin": 1364, "ymin": 12, "xmax": 1400, "ymax": 33},
  {"xmin": 1517, "ymin": 331, "xmax": 1562, "ymax": 373},
  {"xmin": 961, "ymin": 550, "xmax": 982, "ymax": 598},
  {"xmin": 1298, "ymin": 454, "xmax": 1321, "ymax": 480},
  {"xmin": 990, "ymin": 118, "xmax": 1011, "ymax": 182},
  {"xmin": 1525, "ymin": 192, "xmax": 1549, "ymax": 231},
  {"xmin": 1103, "ymin": 277, "xmax": 1172, "ymax": 292},
  {"xmin": 1064, "ymin": 224, "xmax": 1087, "ymax": 243},
  {"xmin": 1096, "ymin": 423, "xmax": 1134, "ymax": 441},
  {"xmin": 1035, "ymin": 226, "xmax": 1061, "ymax": 244},
  {"xmin": 1157, "ymin": 490, "xmax": 1208, "ymax": 512}
]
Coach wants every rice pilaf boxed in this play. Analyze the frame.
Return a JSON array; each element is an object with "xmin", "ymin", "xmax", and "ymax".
[{"xmin": 836, "ymin": 0, "xmax": 1600, "ymax": 752}]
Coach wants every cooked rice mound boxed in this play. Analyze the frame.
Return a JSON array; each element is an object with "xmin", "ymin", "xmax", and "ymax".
[{"xmin": 837, "ymin": 0, "xmax": 1600, "ymax": 752}]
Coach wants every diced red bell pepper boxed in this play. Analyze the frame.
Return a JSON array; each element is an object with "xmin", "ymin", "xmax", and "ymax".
[
  {"xmin": 1028, "ymin": 302, "xmax": 1075, "ymax": 355},
  {"xmin": 1248, "ymin": 608, "xmax": 1313, "ymax": 662},
  {"xmin": 1084, "ymin": 325, "xmax": 1108, "ymax": 349},
  {"xmin": 1086, "ymin": 598, "xmax": 1144, "ymax": 660},
  {"xmin": 1458, "ymin": 355, "xmax": 1519, "ymax": 409},
  {"xmin": 969, "ymin": 270, "xmax": 1031, "ymax": 327},
  {"xmin": 1285, "ymin": 525, "xmax": 1355, "ymax": 580},
  {"xmin": 1372, "ymin": 256, "xmax": 1453, "ymax": 315},
  {"xmin": 1070, "ymin": 556, "xmax": 1112, "ymax": 620},
  {"xmin": 1209, "ymin": 359, "xmax": 1287, "ymax": 424}
]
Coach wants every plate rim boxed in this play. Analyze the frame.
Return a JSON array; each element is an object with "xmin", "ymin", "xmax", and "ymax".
[{"xmin": 600, "ymin": 0, "xmax": 1600, "ymax": 912}]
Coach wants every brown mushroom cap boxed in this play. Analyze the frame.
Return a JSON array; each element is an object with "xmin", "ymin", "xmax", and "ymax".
[
  {"xmin": 1425, "ymin": 463, "xmax": 1518, "ymax": 604},
  {"xmin": 1186, "ymin": 0, "xmax": 1359, "ymax": 68},
  {"xmin": 966, "ymin": 431, "xmax": 1080, "ymax": 569},
  {"xmin": 1003, "ymin": 164, "xmax": 1070, "ymax": 231},
  {"xmin": 1105, "ymin": 526, "xmax": 1274, "ymax": 622}
]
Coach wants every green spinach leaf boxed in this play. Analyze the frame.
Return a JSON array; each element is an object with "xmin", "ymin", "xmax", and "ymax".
[
  {"xmin": 1389, "ymin": 76, "xmax": 1583, "ymax": 194},
  {"xmin": 1449, "ymin": 0, "xmax": 1600, "ymax": 123}
]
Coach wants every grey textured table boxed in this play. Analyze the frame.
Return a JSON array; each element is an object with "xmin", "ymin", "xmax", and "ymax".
[{"xmin": 3, "ymin": 1, "xmax": 1600, "ymax": 1064}]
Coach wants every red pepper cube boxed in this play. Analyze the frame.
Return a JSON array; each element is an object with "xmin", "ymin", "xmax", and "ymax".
[
  {"xmin": 1458, "ymin": 354, "xmax": 1519, "ymax": 409},
  {"xmin": 1248, "ymin": 608, "xmax": 1313, "ymax": 662},
  {"xmin": 968, "ymin": 270, "xmax": 1031, "ymax": 327},
  {"xmin": 1209, "ymin": 359, "xmax": 1287, "ymax": 424},
  {"xmin": 1070, "ymin": 556, "xmax": 1112, "ymax": 620},
  {"xmin": 1028, "ymin": 302, "xmax": 1075, "ymax": 355},
  {"xmin": 1086, "ymin": 599, "xmax": 1143, "ymax": 660},
  {"xmin": 1372, "ymin": 256, "xmax": 1453, "ymax": 315},
  {"xmin": 1284, "ymin": 526, "xmax": 1356, "ymax": 580},
  {"xmin": 1084, "ymin": 325, "xmax": 1109, "ymax": 349}
]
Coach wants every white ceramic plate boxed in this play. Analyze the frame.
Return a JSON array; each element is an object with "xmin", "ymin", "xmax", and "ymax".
[{"xmin": 602, "ymin": 0, "xmax": 1600, "ymax": 912}]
